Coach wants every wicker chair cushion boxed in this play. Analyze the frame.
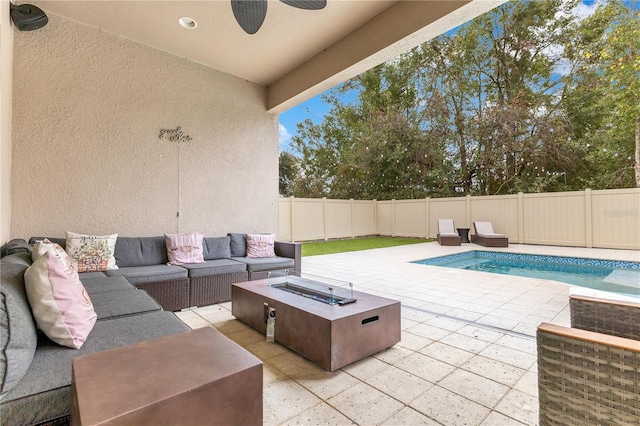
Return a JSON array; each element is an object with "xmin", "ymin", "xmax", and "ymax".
[
  {"xmin": 437, "ymin": 219, "xmax": 456, "ymax": 235},
  {"xmin": 473, "ymin": 222, "xmax": 506, "ymax": 237}
]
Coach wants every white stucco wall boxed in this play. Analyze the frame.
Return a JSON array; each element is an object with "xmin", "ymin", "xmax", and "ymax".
[
  {"xmin": 1, "ymin": 0, "xmax": 13, "ymax": 244},
  {"xmin": 11, "ymin": 12, "xmax": 279, "ymax": 239}
]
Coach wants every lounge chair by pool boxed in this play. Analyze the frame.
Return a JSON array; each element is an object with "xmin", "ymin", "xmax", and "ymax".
[
  {"xmin": 471, "ymin": 221, "xmax": 508, "ymax": 247},
  {"xmin": 437, "ymin": 219, "xmax": 461, "ymax": 246}
]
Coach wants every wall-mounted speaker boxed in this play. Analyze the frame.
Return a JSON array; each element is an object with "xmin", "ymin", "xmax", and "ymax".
[{"xmin": 10, "ymin": 3, "xmax": 48, "ymax": 31}]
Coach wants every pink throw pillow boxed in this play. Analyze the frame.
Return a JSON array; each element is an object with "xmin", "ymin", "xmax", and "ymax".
[
  {"xmin": 24, "ymin": 244, "xmax": 97, "ymax": 349},
  {"xmin": 165, "ymin": 232, "xmax": 205, "ymax": 265},
  {"xmin": 246, "ymin": 233, "xmax": 276, "ymax": 258}
]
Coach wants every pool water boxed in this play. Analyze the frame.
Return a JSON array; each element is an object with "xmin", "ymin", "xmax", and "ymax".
[{"xmin": 413, "ymin": 251, "xmax": 640, "ymax": 297}]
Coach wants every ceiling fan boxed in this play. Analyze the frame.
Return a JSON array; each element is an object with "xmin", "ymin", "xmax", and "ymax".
[{"xmin": 231, "ymin": 0, "xmax": 327, "ymax": 35}]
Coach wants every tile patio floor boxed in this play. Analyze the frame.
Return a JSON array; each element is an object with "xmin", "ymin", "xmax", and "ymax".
[{"xmin": 175, "ymin": 242, "xmax": 640, "ymax": 426}]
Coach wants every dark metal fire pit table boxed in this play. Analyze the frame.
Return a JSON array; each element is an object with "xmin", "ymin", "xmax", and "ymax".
[{"xmin": 232, "ymin": 275, "xmax": 401, "ymax": 371}]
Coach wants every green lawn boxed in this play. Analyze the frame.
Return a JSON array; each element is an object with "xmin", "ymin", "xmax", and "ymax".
[{"xmin": 301, "ymin": 236, "xmax": 431, "ymax": 256}]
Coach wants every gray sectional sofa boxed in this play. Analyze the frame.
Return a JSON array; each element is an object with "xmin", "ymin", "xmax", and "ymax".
[
  {"xmin": 27, "ymin": 233, "xmax": 301, "ymax": 311},
  {"xmin": 0, "ymin": 233, "xmax": 300, "ymax": 425},
  {"xmin": 0, "ymin": 251, "xmax": 191, "ymax": 425}
]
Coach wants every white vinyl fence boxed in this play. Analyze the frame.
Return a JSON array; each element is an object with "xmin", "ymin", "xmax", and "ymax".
[{"xmin": 278, "ymin": 188, "xmax": 640, "ymax": 250}]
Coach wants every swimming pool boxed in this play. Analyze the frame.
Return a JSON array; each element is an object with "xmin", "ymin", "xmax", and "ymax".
[{"xmin": 413, "ymin": 251, "xmax": 640, "ymax": 297}]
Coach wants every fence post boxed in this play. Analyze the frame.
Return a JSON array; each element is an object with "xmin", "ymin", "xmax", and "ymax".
[
  {"xmin": 392, "ymin": 199, "xmax": 396, "ymax": 237},
  {"xmin": 585, "ymin": 189, "xmax": 593, "ymax": 248},
  {"xmin": 322, "ymin": 197, "xmax": 327, "ymax": 241},
  {"xmin": 466, "ymin": 195, "xmax": 472, "ymax": 227},
  {"xmin": 425, "ymin": 197, "xmax": 430, "ymax": 239},
  {"xmin": 518, "ymin": 192, "xmax": 524, "ymax": 244},
  {"xmin": 350, "ymin": 198, "xmax": 355, "ymax": 238},
  {"xmin": 374, "ymin": 199, "xmax": 378, "ymax": 236},
  {"xmin": 289, "ymin": 196, "xmax": 295, "ymax": 242}
]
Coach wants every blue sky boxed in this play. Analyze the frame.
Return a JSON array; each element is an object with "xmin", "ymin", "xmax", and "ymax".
[{"xmin": 277, "ymin": 0, "xmax": 611, "ymax": 154}]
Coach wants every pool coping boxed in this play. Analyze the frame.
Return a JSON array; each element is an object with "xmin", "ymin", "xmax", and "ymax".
[{"xmin": 412, "ymin": 250, "xmax": 640, "ymax": 269}]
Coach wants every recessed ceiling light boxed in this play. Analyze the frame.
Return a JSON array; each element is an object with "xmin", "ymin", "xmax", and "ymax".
[{"xmin": 178, "ymin": 17, "xmax": 197, "ymax": 29}]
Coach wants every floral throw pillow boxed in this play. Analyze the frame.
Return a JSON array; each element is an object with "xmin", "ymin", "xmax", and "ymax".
[
  {"xmin": 165, "ymin": 232, "xmax": 205, "ymax": 265},
  {"xmin": 246, "ymin": 233, "xmax": 276, "ymax": 258},
  {"xmin": 24, "ymin": 243, "xmax": 97, "ymax": 349},
  {"xmin": 66, "ymin": 232, "xmax": 118, "ymax": 273}
]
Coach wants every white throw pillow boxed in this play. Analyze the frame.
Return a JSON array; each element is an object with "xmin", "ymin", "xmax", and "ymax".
[
  {"xmin": 246, "ymin": 233, "xmax": 276, "ymax": 258},
  {"xmin": 165, "ymin": 232, "xmax": 205, "ymax": 265},
  {"xmin": 31, "ymin": 238, "xmax": 59, "ymax": 262},
  {"xmin": 24, "ymin": 244, "xmax": 97, "ymax": 349},
  {"xmin": 65, "ymin": 231, "xmax": 118, "ymax": 273}
]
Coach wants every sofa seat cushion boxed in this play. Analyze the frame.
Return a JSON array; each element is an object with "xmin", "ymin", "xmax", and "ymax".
[
  {"xmin": 91, "ymin": 290, "xmax": 161, "ymax": 320},
  {"xmin": 114, "ymin": 236, "xmax": 168, "ymax": 267},
  {"xmin": 232, "ymin": 256, "xmax": 295, "ymax": 272},
  {"xmin": 78, "ymin": 271, "xmax": 108, "ymax": 279},
  {"xmin": 0, "ymin": 312, "xmax": 190, "ymax": 426},
  {"xmin": 0, "ymin": 261, "xmax": 38, "ymax": 398},
  {"xmin": 81, "ymin": 276, "xmax": 136, "ymax": 295},
  {"xmin": 104, "ymin": 265, "xmax": 188, "ymax": 284},
  {"xmin": 181, "ymin": 259, "xmax": 247, "ymax": 278}
]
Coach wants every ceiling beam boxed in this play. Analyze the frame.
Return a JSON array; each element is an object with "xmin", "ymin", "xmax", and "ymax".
[{"xmin": 266, "ymin": 0, "xmax": 506, "ymax": 114}]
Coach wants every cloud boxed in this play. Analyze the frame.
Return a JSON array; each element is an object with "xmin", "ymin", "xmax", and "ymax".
[
  {"xmin": 549, "ymin": 0, "xmax": 603, "ymax": 75},
  {"xmin": 572, "ymin": 0, "xmax": 602, "ymax": 20},
  {"xmin": 279, "ymin": 123, "xmax": 293, "ymax": 152}
]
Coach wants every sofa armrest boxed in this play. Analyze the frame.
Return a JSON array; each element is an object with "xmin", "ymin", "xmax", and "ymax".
[
  {"xmin": 274, "ymin": 241, "xmax": 301, "ymax": 274},
  {"xmin": 1, "ymin": 239, "xmax": 32, "ymax": 257},
  {"xmin": 570, "ymin": 294, "xmax": 640, "ymax": 340}
]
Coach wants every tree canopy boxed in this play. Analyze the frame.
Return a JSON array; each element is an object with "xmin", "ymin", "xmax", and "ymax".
[{"xmin": 281, "ymin": 0, "xmax": 639, "ymax": 198}]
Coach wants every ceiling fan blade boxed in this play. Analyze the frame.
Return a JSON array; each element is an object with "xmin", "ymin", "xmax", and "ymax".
[
  {"xmin": 280, "ymin": 0, "xmax": 327, "ymax": 10},
  {"xmin": 231, "ymin": 0, "xmax": 268, "ymax": 34}
]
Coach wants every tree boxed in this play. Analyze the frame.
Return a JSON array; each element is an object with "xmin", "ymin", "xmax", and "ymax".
[
  {"xmin": 561, "ymin": 0, "xmax": 639, "ymax": 188},
  {"xmin": 289, "ymin": 0, "xmax": 638, "ymax": 198},
  {"xmin": 278, "ymin": 152, "xmax": 299, "ymax": 197}
]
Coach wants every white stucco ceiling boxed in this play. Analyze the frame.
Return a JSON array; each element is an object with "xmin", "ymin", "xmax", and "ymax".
[{"xmin": 26, "ymin": 0, "xmax": 507, "ymax": 112}]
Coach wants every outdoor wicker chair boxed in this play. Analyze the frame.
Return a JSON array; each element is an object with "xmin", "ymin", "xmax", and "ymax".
[
  {"xmin": 537, "ymin": 294, "xmax": 640, "ymax": 425},
  {"xmin": 437, "ymin": 219, "xmax": 461, "ymax": 246},
  {"xmin": 470, "ymin": 221, "xmax": 508, "ymax": 247}
]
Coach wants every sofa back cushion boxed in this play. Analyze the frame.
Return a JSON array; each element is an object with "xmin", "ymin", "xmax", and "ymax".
[
  {"xmin": 0, "ymin": 259, "xmax": 38, "ymax": 398},
  {"xmin": 203, "ymin": 236, "xmax": 231, "ymax": 260},
  {"xmin": 228, "ymin": 233, "xmax": 247, "ymax": 257},
  {"xmin": 114, "ymin": 237, "xmax": 168, "ymax": 267},
  {"xmin": 29, "ymin": 237, "xmax": 66, "ymax": 249}
]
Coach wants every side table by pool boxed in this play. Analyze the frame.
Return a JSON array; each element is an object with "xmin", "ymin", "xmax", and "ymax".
[
  {"xmin": 71, "ymin": 328, "xmax": 262, "ymax": 426},
  {"xmin": 457, "ymin": 228, "xmax": 471, "ymax": 243}
]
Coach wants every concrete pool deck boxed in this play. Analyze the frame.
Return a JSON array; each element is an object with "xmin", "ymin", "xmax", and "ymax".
[{"xmin": 176, "ymin": 242, "xmax": 640, "ymax": 425}]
